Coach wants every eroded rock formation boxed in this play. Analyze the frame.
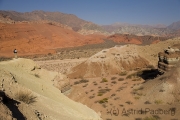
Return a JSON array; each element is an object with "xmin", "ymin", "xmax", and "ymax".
[{"xmin": 158, "ymin": 45, "xmax": 180, "ymax": 72}]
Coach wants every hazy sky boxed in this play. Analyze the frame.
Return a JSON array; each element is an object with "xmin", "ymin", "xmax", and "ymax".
[{"xmin": 0, "ymin": 0, "xmax": 180, "ymax": 25}]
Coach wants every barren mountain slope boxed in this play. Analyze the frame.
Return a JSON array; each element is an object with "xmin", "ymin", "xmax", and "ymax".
[
  {"xmin": 0, "ymin": 22, "xmax": 104, "ymax": 57},
  {"xmin": 0, "ymin": 58, "xmax": 102, "ymax": 120}
]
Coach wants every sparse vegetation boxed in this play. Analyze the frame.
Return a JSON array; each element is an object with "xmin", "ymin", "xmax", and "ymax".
[
  {"xmin": 82, "ymin": 84, "xmax": 88, "ymax": 87},
  {"xmin": 98, "ymin": 98, "xmax": 108, "ymax": 104},
  {"xmin": 15, "ymin": 90, "xmax": 37, "ymax": 104},
  {"xmin": 111, "ymin": 81, "xmax": 117, "ymax": 84},
  {"xmin": 125, "ymin": 101, "xmax": 133, "ymax": 105},
  {"xmin": 89, "ymin": 96, "xmax": 95, "ymax": 99},
  {"xmin": 34, "ymin": 73, "xmax": 40, "ymax": 78},
  {"xmin": 119, "ymin": 71, "xmax": 127, "ymax": 76},
  {"xmin": 74, "ymin": 79, "xmax": 89, "ymax": 85},
  {"xmin": 154, "ymin": 100, "xmax": 163, "ymax": 104},
  {"xmin": 111, "ymin": 76, "xmax": 117, "ymax": 80},
  {"xmin": 98, "ymin": 88, "xmax": 111, "ymax": 96},
  {"xmin": 101, "ymin": 78, "xmax": 108, "ymax": 83},
  {"xmin": 118, "ymin": 78, "xmax": 124, "ymax": 81},
  {"xmin": 126, "ymin": 71, "xmax": 143, "ymax": 79},
  {"xmin": 143, "ymin": 116, "xmax": 159, "ymax": 120},
  {"xmin": 134, "ymin": 96, "xmax": 140, "ymax": 100},
  {"xmin": 144, "ymin": 101, "xmax": 151, "ymax": 104}
]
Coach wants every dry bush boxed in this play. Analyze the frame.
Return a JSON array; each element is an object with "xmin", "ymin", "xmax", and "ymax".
[
  {"xmin": 125, "ymin": 101, "xmax": 133, "ymax": 105},
  {"xmin": 98, "ymin": 98, "xmax": 108, "ymax": 104},
  {"xmin": 143, "ymin": 116, "xmax": 159, "ymax": 120},
  {"xmin": 74, "ymin": 81, "xmax": 80, "ymax": 85},
  {"xmin": 144, "ymin": 101, "xmax": 151, "ymax": 104},
  {"xmin": 134, "ymin": 96, "xmax": 140, "ymax": 100},
  {"xmin": 74, "ymin": 79, "xmax": 89, "ymax": 85},
  {"xmin": 101, "ymin": 78, "xmax": 108, "ymax": 83},
  {"xmin": 79, "ymin": 79, "xmax": 89, "ymax": 83},
  {"xmin": 111, "ymin": 77, "xmax": 117, "ymax": 80},
  {"xmin": 154, "ymin": 100, "xmax": 163, "ymax": 104},
  {"xmin": 119, "ymin": 71, "xmax": 127, "ymax": 76},
  {"xmin": 89, "ymin": 96, "xmax": 95, "ymax": 99},
  {"xmin": 15, "ymin": 90, "xmax": 37, "ymax": 104},
  {"xmin": 97, "ymin": 93, "xmax": 103, "ymax": 96},
  {"xmin": 34, "ymin": 73, "xmax": 40, "ymax": 78},
  {"xmin": 118, "ymin": 78, "xmax": 124, "ymax": 81},
  {"xmin": 82, "ymin": 84, "xmax": 88, "ymax": 87},
  {"xmin": 111, "ymin": 81, "xmax": 117, "ymax": 84}
]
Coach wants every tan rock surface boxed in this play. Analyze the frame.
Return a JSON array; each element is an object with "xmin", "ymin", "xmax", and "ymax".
[{"xmin": 0, "ymin": 58, "xmax": 102, "ymax": 120}]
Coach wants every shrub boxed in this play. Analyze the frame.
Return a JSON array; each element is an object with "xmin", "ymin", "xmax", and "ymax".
[
  {"xmin": 154, "ymin": 100, "xmax": 163, "ymax": 104},
  {"xmin": 82, "ymin": 84, "xmax": 88, "ymax": 87},
  {"xmin": 118, "ymin": 78, "xmax": 124, "ymax": 81},
  {"xmin": 98, "ymin": 98, "xmax": 108, "ymax": 104},
  {"xmin": 97, "ymin": 93, "xmax": 103, "ymax": 96},
  {"xmin": 134, "ymin": 96, "xmax": 140, "ymax": 100},
  {"xmin": 111, "ymin": 81, "xmax": 117, "ymax": 84},
  {"xmin": 15, "ymin": 90, "xmax": 37, "ymax": 104},
  {"xmin": 119, "ymin": 71, "xmax": 127, "ymax": 76},
  {"xmin": 125, "ymin": 101, "xmax": 133, "ymax": 105},
  {"xmin": 143, "ymin": 116, "xmax": 157, "ymax": 120},
  {"xmin": 89, "ymin": 96, "xmax": 95, "ymax": 99},
  {"xmin": 111, "ymin": 94, "xmax": 116, "ymax": 97},
  {"xmin": 34, "ymin": 74, "xmax": 40, "ymax": 78},
  {"xmin": 74, "ymin": 81, "xmax": 80, "ymax": 85},
  {"xmin": 79, "ymin": 79, "xmax": 89, "ymax": 83},
  {"xmin": 144, "ymin": 101, "xmax": 151, "ymax": 104},
  {"xmin": 101, "ymin": 78, "xmax": 108, "ymax": 83},
  {"xmin": 111, "ymin": 77, "xmax": 117, "ymax": 80}
]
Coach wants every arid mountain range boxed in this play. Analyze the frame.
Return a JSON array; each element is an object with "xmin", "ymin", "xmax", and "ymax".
[{"xmin": 0, "ymin": 10, "xmax": 180, "ymax": 36}]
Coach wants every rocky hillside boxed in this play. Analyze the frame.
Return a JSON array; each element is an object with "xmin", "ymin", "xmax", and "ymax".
[
  {"xmin": 0, "ymin": 10, "xmax": 179, "ymax": 36},
  {"xmin": 0, "ymin": 10, "xmax": 105, "ymax": 33},
  {"xmin": 167, "ymin": 20, "xmax": 180, "ymax": 30},
  {"xmin": 0, "ymin": 22, "xmax": 105, "ymax": 57},
  {"xmin": 101, "ymin": 23, "xmax": 171, "ymax": 36},
  {"xmin": 0, "ymin": 58, "xmax": 102, "ymax": 120}
]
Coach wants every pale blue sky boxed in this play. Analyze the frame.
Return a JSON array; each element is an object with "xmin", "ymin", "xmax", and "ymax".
[{"xmin": 0, "ymin": 0, "xmax": 180, "ymax": 25}]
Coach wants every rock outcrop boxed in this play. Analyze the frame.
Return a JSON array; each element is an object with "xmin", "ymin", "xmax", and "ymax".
[{"xmin": 158, "ymin": 45, "xmax": 180, "ymax": 72}]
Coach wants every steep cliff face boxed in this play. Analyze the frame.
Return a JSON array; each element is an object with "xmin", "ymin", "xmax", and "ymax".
[
  {"xmin": 0, "ymin": 58, "xmax": 101, "ymax": 120},
  {"xmin": 68, "ymin": 45, "xmax": 149, "ymax": 78}
]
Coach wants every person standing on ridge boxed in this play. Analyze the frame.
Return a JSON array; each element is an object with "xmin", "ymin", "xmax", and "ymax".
[{"xmin": 13, "ymin": 49, "xmax": 18, "ymax": 59}]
